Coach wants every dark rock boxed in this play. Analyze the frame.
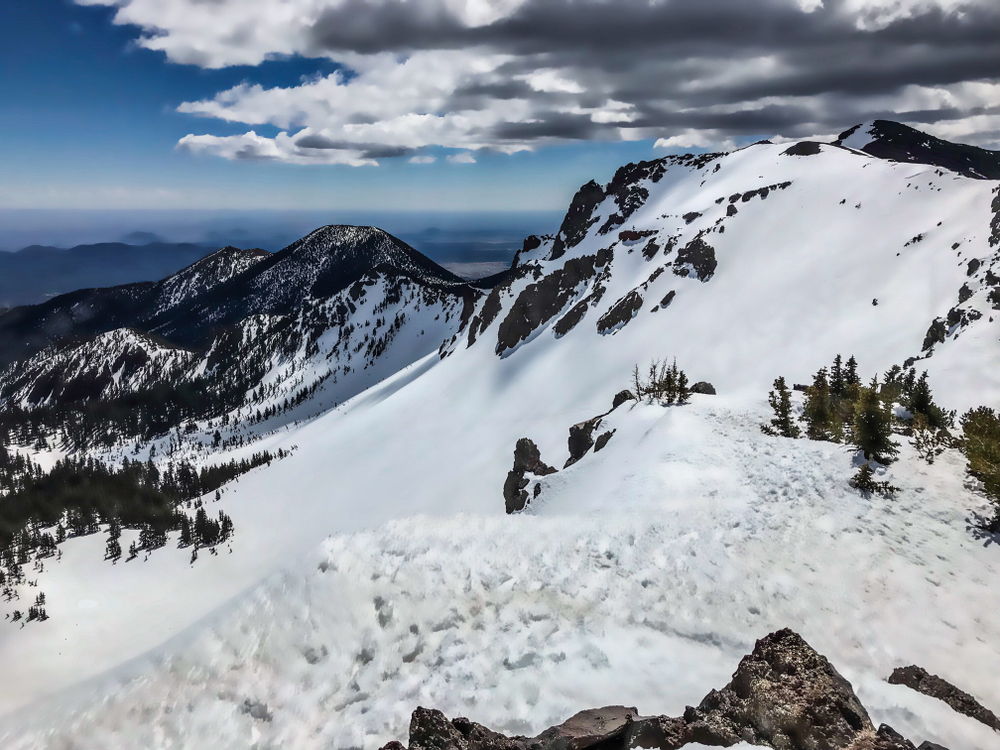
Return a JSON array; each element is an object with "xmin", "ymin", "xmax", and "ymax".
[
  {"xmin": 410, "ymin": 707, "xmax": 470, "ymax": 750},
  {"xmin": 565, "ymin": 417, "xmax": 603, "ymax": 468},
  {"xmin": 496, "ymin": 255, "xmax": 598, "ymax": 356},
  {"xmin": 966, "ymin": 258, "xmax": 981, "ymax": 276},
  {"xmin": 642, "ymin": 239, "xmax": 660, "ymax": 261},
  {"xmin": 380, "ymin": 742, "xmax": 408, "ymax": 750},
  {"xmin": 554, "ymin": 300, "xmax": 590, "ymax": 337},
  {"xmin": 916, "ymin": 743, "xmax": 950, "ymax": 750},
  {"xmin": 459, "ymin": 720, "xmax": 526, "ymax": 750},
  {"xmin": 596, "ymin": 290, "xmax": 644, "ymax": 334},
  {"xmin": 845, "ymin": 724, "xmax": 917, "ymax": 750},
  {"xmin": 991, "ymin": 186, "xmax": 1000, "ymax": 247},
  {"xmin": 659, "ymin": 290, "xmax": 676, "ymax": 309},
  {"xmin": 240, "ymin": 698, "xmax": 273, "ymax": 722},
  {"xmin": 690, "ymin": 381, "xmax": 716, "ymax": 395},
  {"xmin": 557, "ymin": 181, "xmax": 607, "ymax": 251},
  {"xmin": 612, "ymin": 390, "xmax": 635, "ymax": 409},
  {"xmin": 836, "ymin": 121, "xmax": 1000, "ymax": 181},
  {"xmin": 922, "ymin": 318, "xmax": 947, "ymax": 351},
  {"xmin": 682, "ymin": 212, "xmax": 702, "ymax": 224},
  {"xmin": 503, "ymin": 470, "xmax": 531, "ymax": 514},
  {"xmin": 504, "ymin": 438, "xmax": 557, "ymax": 514},
  {"xmin": 513, "ymin": 438, "xmax": 557, "ymax": 476},
  {"xmin": 594, "ymin": 430, "xmax": 615, "ymax": 452},
  {"xmin": 596, "ymin": 245, "xmax": 615, "ymax": 268},
  {"xmin": 673, "ymin": 238, "xmax": 717, "ymax": 282},
  {"xmin": 783, "ymin": 141, "xmax": 823, "ymax": 156},
  {"xmin": 888, "ymin": 665, "xmax": 1000, "ymax": 731},
  {"xmin": 619, "ymin": 229, "xmax": 656, "ymax": 242},
  {"xmin": 622, "ymin": 715, "xmax": 688, "ymax": 750},
  {"xmin": 531, "ymin": 706, "xmax": 637, "ymax": 750},
  {"xmin": 684, "ymin": 628, "xmax": 873, "ymax": 749},
  {"xmin": 727, "ymin": 204, "xmax": 738, "ymax": 217}
]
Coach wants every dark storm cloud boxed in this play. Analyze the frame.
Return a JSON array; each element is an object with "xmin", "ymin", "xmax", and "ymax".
[
  {"xmin": 305, "ymin": 0, "xmax": 1000, "ymax": 143},
  {"xmin": 294, "ymin": 134, "xmax": 415, "ymax": 159}
]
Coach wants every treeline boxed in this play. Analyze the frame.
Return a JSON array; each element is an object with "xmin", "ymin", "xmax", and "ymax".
[
  {"xmin": 763, "ymin": 355, "xmax": 1000, "ymax": 527},
  {"xmin": 0, "ymin": 447, "xmax": 287, "ymax": 611}
]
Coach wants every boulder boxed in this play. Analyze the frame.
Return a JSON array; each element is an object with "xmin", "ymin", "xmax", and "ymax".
[
  {"xmin": 530, "ymin": 706, "xmax": 637, "ymax": 750},
  {"xmin": 504, "ymin": 438, "xmax": 557, "ymax": 514},
  {"xmin": 888, "ymin": 665, "xmax": 1000, "ymax": 731},
  {"xmin": 612, "ymin": 390, "xmax": 635, "ymax": 409},
  {"xmin": 622, "ymin": 715, "xmax": 689, "ymax": 750},
  {"xmin": 683, "ymin": 628, "xmax": 873, "ymax": 749},
  {"xmin": 565, "ymin": 418, "xmax": 603, "ymax": 468},
  {"xmin": 690, "ymin": 382, "xmax": 716, "ymax": 395}
]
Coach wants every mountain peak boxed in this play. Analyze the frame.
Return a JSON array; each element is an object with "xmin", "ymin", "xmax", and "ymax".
[{"xmin": 836, "ymin": 119, "xmax": 1000, "ymax": 179}]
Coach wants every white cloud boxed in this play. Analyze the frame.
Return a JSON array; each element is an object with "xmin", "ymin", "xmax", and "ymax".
[
  {"xmin": 409, "ymin": 155, "xmax": 437, "ymax": 164},
  {"xmin": 77, "ymin": 0, "xmax": 1000, "ymax": 162},
  {"xmin": 446, "ymin": 152, "xmax": 477, "ymax": 163}
]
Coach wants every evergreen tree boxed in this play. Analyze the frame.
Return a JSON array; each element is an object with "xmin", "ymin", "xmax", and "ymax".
[
  {"xmin": 802, "ymin": 368, "xmax": 836, "ymax": 441},
  {"xmin": 845, "ymin": 356, "xmax": 860, "ymax": 387},
  {"xmin": 762, "ymin": 377, "xmax": 801, "ymax": 438},
  {"xmin": 830, "ymin": 355, "xmax": 845, "ymax": 397},
  {"xmin": 961, "ymin": 406, "xmax": 1000, "ymax": 530},
  {"xmin": 853, "ymin": 378, "xmax": 899, "ymax": 464}
]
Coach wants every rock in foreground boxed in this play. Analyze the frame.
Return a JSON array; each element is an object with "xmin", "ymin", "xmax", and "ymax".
[{"xmin": 382, "ymin": 629, "xmax": 949, "ymax": 750}]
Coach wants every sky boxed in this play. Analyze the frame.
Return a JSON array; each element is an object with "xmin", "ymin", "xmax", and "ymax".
[{"xmin": 1, "ymin": 0, "xmax": 998, "ymax": 220}]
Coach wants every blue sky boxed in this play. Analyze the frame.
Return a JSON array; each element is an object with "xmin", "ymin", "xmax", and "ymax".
[{"xmin": 0, "ymin": 0, "xmax": 674, "ymax": 213}]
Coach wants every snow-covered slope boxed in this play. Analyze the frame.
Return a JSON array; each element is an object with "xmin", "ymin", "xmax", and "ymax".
[{"xmin": 1, "ymin": 126, "xmax": 999, "ymax": 748}]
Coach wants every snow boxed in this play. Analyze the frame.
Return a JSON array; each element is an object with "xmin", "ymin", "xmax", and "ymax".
[
  {"xmin": 1, "ymin": 141, "xmax": 999, "ymax": 748},
  {"xmin": 839, "ymin": 122, "xmax": 877, "ymax": 151},
  {"xmin": 1, "ymin": 400, "xmax": 999, "ymax": 750}
]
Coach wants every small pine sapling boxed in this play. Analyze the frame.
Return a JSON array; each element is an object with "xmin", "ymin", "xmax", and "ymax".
[
  {"xmin": 852, "ymin": 377, "xmax": 899, "ymax": 464},
  {"xmin": 761, "ymin": 377, "xmax": 801, "ymax": 438}
]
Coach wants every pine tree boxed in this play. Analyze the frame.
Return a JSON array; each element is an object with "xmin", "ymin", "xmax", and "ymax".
[
  {"xmin": 853, "ymin": 377, "xmax": 899, "ymax": 464},
  {"xmin": 845, "ymin": 356, "xmax": 860, "ymax": 387},
  {"xmin": 802, "ymin": 368, "xmax": 836, "ymax": 441},
  {"xmin": 830, "ymin": 355, "xmax": 845, "ymax": 397},
  {"xmin": 762, "ymin": 377, "xmax": 800, "ymax": 438}
]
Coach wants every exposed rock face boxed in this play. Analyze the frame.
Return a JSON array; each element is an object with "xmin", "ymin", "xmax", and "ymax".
[
  {"xmin": 683, "ymin": 628, "xmax": 873, "ymax": 749},
  {"xmin": 552, "ymin": 181, "xmax": 607, "ymax": 259},
  {"xmin": 783, "ymin": 141, "xmax": 824, "ymax": 157},
  {"xmin": 612, "ymin": 390, "xmax": 635, "ymax": 409},
  {"xmin": 565, "ymin": 417, "xmax": 605, "ymax": 468},
  {"xmin": 503, "ymin": 438, "xmax": 557, "ymax": 514},
  {"xmin": 673, "ymin": 238, "xmax": 717, "ymax": 282},
  {"xmin": 690, "ymin": 381, "xmax": 716, "ymax": 395},
  {"xmin": 837, "ymin": 120, "xmax": 1000, "ymax": 180},
  {"xmin": 384, "ymin": 630, "xmax": 946, "ymax": 750},
  {"xmin": 889, "ymin": 665, "xmax": 1000, "ymax": 731},
  {"xmin": 496, "ymin": 256, "xmax": 597, "ymax": 355},
  {"xmin": 597, "ymin": 290, "xmax": 644, "ymax": 334},
  {"xmin": 922, "ymin": 318, "xmax": 947, "ymax": 351}
]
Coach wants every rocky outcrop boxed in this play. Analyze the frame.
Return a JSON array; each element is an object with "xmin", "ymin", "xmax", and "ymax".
[
  {"xmin": 888, "ymin": 665, "xmax": 1000, "ymax": 732},
  {"xmin": 503, "ymin": 438, "xmax": 557, "ymax": 514},
  {"xmin": 551, "ymin": 181, "xmax": 607, "ymax": 259},
  {"xmin": 565, "ymin": 417, "xmax": 605, "ymax": 468},
  {"xmin": 596, "ymin": 291, "xmax": 644, "ymax": 334},
  {"xmin": 496, "ymin": 256, "xmax": 597, "ymax": 355},
  {"xmin": 382, "ymin": 629, "xmax": 944, "ymax": 750},
  {"xmin": 690, "ymin": 381, "xmax": 716, "ymax": 395},
  {"xmin": 783, "ymin": 141, "xmax": 823, "ymax": 157},
  {"xmin": 612, "ymin": 390, "xmax": 635, "ymax": 409},
  {"xmin": 683, "ymin": 628, "xmax": 873, "ymax": 749},
  {"xmin": 673, "ymin": 238, "xmax": 717, "ymax": 282}
]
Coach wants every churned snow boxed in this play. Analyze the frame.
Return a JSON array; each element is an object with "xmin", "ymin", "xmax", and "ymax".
[{"xmin": 1, "ymin": 399, "xmax": 998, "ymax": 750}]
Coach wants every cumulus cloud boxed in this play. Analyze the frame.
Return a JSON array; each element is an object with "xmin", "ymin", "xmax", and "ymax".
[
  {"xmin": 447, "ymin": 152, "xmax": 477, "ymax": 163},
  {"xmin": 82, "ymin": 0, "xmax": 1000, "ymax": 163}
]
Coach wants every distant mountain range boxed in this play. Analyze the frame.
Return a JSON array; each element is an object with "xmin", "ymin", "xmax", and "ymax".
[{"xmin": 0, "ymin": 242, "xmax": 219, "ymax": 308}]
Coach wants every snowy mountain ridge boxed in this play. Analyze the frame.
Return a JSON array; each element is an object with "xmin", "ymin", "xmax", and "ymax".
[{"xmin": 0, "ymin": 123, "xmax": 999, "ymax": 749}]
